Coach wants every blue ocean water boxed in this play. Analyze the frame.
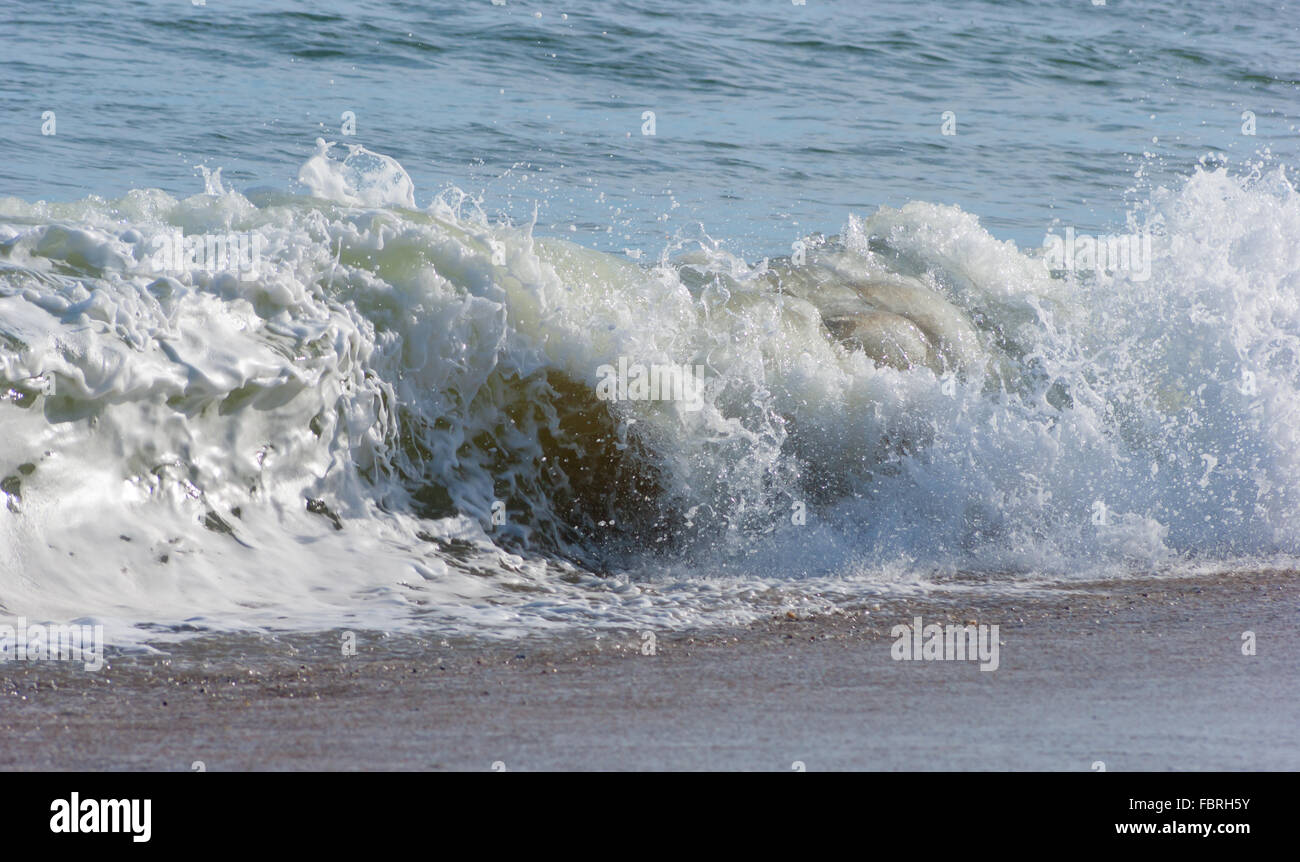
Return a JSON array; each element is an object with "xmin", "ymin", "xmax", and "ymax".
[{"xmin": 4, "ymin": 0, "xmax": 1297, "ymax": 254}]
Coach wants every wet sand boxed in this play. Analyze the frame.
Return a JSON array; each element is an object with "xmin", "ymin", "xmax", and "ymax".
[{"xmin": 1, "ymin": 572, "xmax": 1296, "ymax": 771}]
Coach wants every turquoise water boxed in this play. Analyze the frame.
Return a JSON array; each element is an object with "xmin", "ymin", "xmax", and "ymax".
[{"xmin": 5, "ymin": 0, "xmax": 1298, "ymax": 253}]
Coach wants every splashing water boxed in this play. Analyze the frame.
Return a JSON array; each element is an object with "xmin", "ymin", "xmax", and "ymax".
[{"xmin": 2, "ymin": 143, "xmax": 1298, "ymax": 642}]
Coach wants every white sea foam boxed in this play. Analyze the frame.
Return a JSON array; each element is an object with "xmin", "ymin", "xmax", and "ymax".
[{"xmin": 1, "ymin": 144, "xmax": 1297, "ymax": 643}]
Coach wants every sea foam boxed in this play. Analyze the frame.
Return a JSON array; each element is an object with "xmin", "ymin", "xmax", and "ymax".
[{"xmin": 2, "ymin": 145, "xmax": 1298, "ymax": 642}]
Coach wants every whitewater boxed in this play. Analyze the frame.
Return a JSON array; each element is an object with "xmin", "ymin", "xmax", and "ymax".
[{"xmin": 2, "ymin": 140, "xmax": 1299, "ymax": 643}]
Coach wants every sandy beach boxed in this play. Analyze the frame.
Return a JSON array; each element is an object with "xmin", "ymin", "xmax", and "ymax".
[{"xmin": 1, "ymin": 571, "xmax": 1295, "ymax": 771}]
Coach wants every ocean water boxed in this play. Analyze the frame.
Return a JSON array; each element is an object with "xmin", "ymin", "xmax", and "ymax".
[{"xmin": 2, "ymin": 0, "xmax": 1300, "ymax": 642}]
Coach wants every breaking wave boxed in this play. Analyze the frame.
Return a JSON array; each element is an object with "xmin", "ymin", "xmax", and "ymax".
[{"xmin": 2, "ymin": 141, "xmax": 1299, "ymax": 640}]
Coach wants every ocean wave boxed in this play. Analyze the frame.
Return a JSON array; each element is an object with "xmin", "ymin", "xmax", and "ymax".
[{"xmin": 2, "ymin": 142, "xmax": 1298, "ymax": 640}]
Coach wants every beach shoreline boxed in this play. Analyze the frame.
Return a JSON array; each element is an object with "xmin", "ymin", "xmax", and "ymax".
[{"xmin": 1, "ymin": 571, "xmax": 1296, "ymax": 771}]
